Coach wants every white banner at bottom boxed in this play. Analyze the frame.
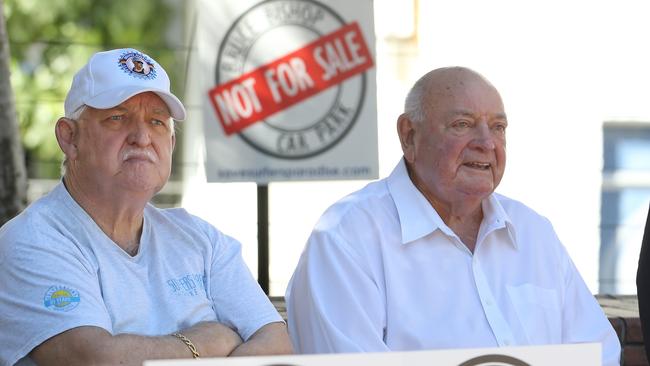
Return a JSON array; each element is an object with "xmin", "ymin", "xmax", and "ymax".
[{"xmin": 144, "ymin": 343, "xmax": 601, "ymax": 366}]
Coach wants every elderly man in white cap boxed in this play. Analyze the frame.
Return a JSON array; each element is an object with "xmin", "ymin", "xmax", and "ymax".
[{"xmin": 0, "ymin": 48, "xmax": 292, "ymax": 365}]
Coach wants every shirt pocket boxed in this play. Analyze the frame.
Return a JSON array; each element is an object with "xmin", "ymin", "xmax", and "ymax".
[{"xmin": 507, "ymin": 283, "xmax": 562, "ymax": 343}]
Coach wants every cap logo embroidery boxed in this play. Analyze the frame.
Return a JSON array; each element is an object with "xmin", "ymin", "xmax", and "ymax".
[{"xmin": 118, "ymin": 51, "xmax": 157, "ymax": 80}]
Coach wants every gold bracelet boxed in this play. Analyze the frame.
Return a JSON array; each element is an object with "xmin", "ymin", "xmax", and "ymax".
[{"xmin": 172, "ymin": 332, "xmax": 200, "ymax": 359}]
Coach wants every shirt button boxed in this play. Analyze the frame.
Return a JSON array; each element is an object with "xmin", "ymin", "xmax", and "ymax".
[
  {"xmin": 504, "ymin": 340, "xmax": 511, "ymax": 346},
  {"xmin": 485, "ymin": 300, "xmax": 492, "ymax": 306}
]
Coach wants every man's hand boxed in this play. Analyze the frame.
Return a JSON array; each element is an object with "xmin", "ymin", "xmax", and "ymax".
[
  {"xmin": 30, "ymin": 322, "xmax": 243, "ymax": 366},
  {"xmin": 229, "ymin": 322, "xmax": 293, "ymax": 356},
  {"xmin": 179, "ymin": 321, "xmax": 243, "ymax": 357}
]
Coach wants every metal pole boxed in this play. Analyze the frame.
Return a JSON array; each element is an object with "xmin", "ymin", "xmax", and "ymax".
[{"xmin": 257, "ymin": 184, "xmax": 269, "ymax": 294}]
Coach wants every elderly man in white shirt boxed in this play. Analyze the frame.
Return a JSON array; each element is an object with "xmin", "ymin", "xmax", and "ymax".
[{"xmin": 285, "ymin": 67, "xmax": 621, "ymax": 365}]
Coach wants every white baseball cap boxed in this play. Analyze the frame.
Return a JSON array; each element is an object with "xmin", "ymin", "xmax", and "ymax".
[{"xmin": 64, "ymin": 48, "xmax": 186, "ymax": 120}]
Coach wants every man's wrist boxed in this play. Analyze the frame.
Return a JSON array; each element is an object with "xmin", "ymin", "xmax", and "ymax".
[{"xmin": 172, "ymin": 332, "xmax": 200, "ymax": 359}]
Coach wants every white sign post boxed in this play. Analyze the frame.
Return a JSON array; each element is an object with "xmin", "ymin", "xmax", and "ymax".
[
  {"xmin": 196, "ymin": 0, "xmax": 378, "ymax": 183},
  {"xmin": 145, "ymin": 343, "xmax": 601, "ymax": 366}
]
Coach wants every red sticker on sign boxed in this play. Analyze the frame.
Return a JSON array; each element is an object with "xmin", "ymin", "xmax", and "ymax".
[{"xmin": 208, "ymin": 21, "xmax": 373, "ymax": 136}]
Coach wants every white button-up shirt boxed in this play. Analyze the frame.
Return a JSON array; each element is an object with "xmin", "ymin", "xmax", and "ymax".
[{"xmin": 286, "ymin": 159, "xmax": 620, "ymax": 366}]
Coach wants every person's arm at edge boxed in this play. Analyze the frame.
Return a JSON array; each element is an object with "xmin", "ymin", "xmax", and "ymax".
[
  {"xmin": 286, "ymin": 229, "xmax": 390, "ymax": 353},
  {"xmin": 229, "ymin": 321, "xmax": 293, "ymax": 356},
  {"xmin": 30, "ymin": 321, "xmax": 242, "ymax": 366},
  {"xmin": 557, "ymin": 239, "xmax": 621, "ymax": 366}
]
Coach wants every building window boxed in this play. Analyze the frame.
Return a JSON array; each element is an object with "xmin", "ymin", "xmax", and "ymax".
[{"xmin": 600, "ymin": 123, "xmax": 650, "ymax": 294}]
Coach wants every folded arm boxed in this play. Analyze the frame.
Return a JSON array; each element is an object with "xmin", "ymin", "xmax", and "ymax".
[
  {"xmin": 30, "ymin": 321, "xmax": 243, "ymax": 366},
  {"xmin": 229, "ymin": 321, "xmax": 293, "ymax": 356}
]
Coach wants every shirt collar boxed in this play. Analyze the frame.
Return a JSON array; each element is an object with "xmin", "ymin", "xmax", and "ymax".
[
  {"xmin": 482, "ymin": 194, "xmax": 519, "ymax": 249},
  {"xmin": 387, "ymin": 159, "xmax": 453, "ymax": 244},
  {"xmin": 386, "ymin": 158, "xmax": 518, "ymax": 249}
]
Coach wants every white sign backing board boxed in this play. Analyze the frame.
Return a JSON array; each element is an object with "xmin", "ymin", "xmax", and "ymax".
[
  {"xmin": 145, "ymin": 343, "xmax": 601, "ymax": 366},
  {"xmin": 194, "ymin": 0, "xmax": 378, "ymax": 183}
]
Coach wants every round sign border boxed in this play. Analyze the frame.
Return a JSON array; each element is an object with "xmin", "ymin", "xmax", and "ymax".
[{"xmin": 215, "ymin": 0, "xmax": 369, "ymax": 160}]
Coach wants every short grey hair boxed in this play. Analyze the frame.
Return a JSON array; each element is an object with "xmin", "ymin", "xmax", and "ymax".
[
  {"xmin": 67, "ymin": 104, "xmax": 87, "ymax": 121},
  {"xmin": 403, "ymin": 72, "xmax": 432, "ymax": 123}
]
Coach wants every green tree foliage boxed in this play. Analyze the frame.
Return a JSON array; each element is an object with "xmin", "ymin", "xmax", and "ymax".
[{"xmin": 4, "ymin": 0, "xmax": 181, "ymax": 178}]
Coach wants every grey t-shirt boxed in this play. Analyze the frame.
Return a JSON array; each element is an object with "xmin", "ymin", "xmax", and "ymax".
[{"xmin": 0, "ymin": 183, "xmax": 282, "ymax": 365}]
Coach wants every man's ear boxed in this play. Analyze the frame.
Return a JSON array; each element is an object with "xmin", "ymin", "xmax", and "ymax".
[
  {"xmin": 397, "ymin": 113, "xmax": 416, "ymax": 163},
  {"xmin": 171, "ymin": 133, "xmax": 176, "ymax": 151},
  {"xmin": 55, "ymin": 117, "xmax": 79, "ymax": 161}
]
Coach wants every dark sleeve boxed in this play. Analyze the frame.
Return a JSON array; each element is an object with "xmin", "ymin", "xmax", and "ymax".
[{"xmin": 636, "ymin": 202, "xmax": 650, "ymax": 363}]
